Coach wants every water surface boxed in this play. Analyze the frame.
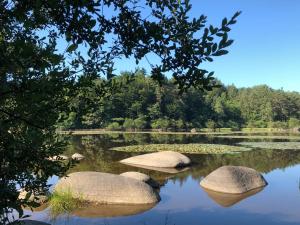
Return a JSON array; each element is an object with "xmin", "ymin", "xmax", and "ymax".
[{"xmin": 26, "ymin": 133, "xmax": 300, "ymax": 225}]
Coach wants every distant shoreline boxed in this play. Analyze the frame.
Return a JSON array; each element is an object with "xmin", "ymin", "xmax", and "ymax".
[{"xmin": 56, "ymin": 128, "xmax": 299, "ymax": 135}]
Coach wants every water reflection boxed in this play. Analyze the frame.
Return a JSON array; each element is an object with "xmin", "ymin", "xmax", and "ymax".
[
  {"xmin": 72, "ymin": 203, "xmax": 156, "ymax": 218},
  {"xmin": 24, "ymin": 133, "xmax": 300, "ymax": 225},
  {"xmin": 202, "ymin": 187, "xmax": 264, "ymax": 207}
]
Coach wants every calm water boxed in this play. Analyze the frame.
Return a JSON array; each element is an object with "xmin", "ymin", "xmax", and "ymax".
[{"xmin": 26, "ymin": 133, "xmax": 300, "ymax": 225}]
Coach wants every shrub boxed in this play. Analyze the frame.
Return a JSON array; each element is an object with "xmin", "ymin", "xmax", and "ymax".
[
  {"xmin": 268, "ymin": 121, "xmax": 288, "ymax": 129},
  {"xmin": 123, "ymin": 118, "xmax": 135, "ymax": 130},
  {"xmin": 134, "ymin": 116, "xmax": 147, "ymax": 130},
  {"xmin": 106, "ymin": 122, "xmax": 122, "ymax": 130},
  {"xmin": 206, "ymin": 120, "xmax": 217, "ymax": 131},
  {"xmin": 288, "ymin": 118, "xmax": 300, "ymax": 128},
  {"xmin": 151, "ymin": 118, "xmax": 170, "ymax": 131}
]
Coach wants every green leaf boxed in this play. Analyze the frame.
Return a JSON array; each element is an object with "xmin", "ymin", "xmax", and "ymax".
[
  {"xmin": 213, "ymin": 50, "xmax": 228, "ymax": 56},
  {"xmin": 66, "ymin": 44, "xmax": 78, "ymax": 53}
]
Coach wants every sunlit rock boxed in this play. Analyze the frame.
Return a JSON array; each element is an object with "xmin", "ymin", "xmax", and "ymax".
[
  {"xmin": 120, "ymin": 151, "xmax": 191, "ymax": 168},
  {"xmin": 71, "ymin": 153, "xmax": 84, "ymax": 160},
  {"xmin": 120, "ymin": 171, "xmax": 159, "ymax": 188},
  {"xmin": 54, "ymin": 172, "xmax": 160, "ymax": 204},
  {"xmin": 200, "ymin": 166, "xmax": 267, "ymax": 194},
  {"xmin": 48, "ymin": 155, "xmax": 68, "ymax": 161}
]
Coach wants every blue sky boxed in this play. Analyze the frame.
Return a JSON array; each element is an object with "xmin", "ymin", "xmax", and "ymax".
[{"xmin": 113, "ymin": 0, "xmax": 300, "ymax": 91}]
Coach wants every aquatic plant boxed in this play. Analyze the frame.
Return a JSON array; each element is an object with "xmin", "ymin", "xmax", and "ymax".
[
  {"xmin": 238, "ymin": 142, "xmax": 300, "ymax": 150},
  {"xmin": 110, "ymin": 144, "xmax": 251, "ymax": 154},
  {"xmin": 49, "ymin": 190, "xmax": 85, "ymax": 217}
]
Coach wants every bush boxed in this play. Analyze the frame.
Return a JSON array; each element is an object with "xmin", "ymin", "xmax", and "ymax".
[
  {"xmin": 123, "ymin": 118, "xmax": 135, "ymax": 130},
  {"xmin": 226, "ymin": 120, "xmax": 241, "ymax": 131},
  {"xmin": 206, "ymin": 120, "xmax": 217, "ymax": 131},
  {"xmin": 175, "ymin": 119, "xmax": 185, "ymax": 130},
  {"xmin": 247, "ymin": 120, "xmax": 268, "ymax": 128},
  {"xmin": 151, "ymin": 118, "xmax": 170, "ymax": 131},
  {"xmin": 268, "ymin": 121, "xmax": 288, "ymax": 129},
  {"xmin": 288, "ymin": 118, "xmax": 300, "ymax": 128},
  {"xmin": 134, "ymin": 116, "xmax": 147, "ymax": 130},
  {"xmin": 106, "ymin": 122, "xmax": 122, "ymax": 130}
]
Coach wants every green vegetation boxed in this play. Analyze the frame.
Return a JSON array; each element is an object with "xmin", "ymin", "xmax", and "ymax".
[
  {"xmin": 57, "ymin": 71, "xmax": 300, "ymax": 132},
  {"xmin": 110, "ymin": 144, "xmax": 250, "ymax": 154},
  {"xmin": 239, "ymin": 142, "xmax": 300, "ymax": 150},
  {"xmin": 49, "ymin": 190, "xmax": 85, "ymax": 217},
  {"xmin": 2, "ymin": 1, "xmax": 240, "ymax": 223},
  {"xmin": 216, "ymin": 135, "xmax": 300, "ymax": 140}
]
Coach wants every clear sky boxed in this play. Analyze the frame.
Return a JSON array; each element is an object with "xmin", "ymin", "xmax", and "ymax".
[{"xmin": 113, "ymin": 0, "xmax": 300, "ymax": 91}]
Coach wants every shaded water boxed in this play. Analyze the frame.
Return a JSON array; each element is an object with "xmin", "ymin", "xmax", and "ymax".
[{"xmin": 26, "ymin": 133, "xmax": 300, "ymax": 225}]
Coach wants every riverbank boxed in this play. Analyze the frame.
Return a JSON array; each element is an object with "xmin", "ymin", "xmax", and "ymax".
[{"xmin": 57, "ymin": 128, "xmax": 299, "ymax": 135}]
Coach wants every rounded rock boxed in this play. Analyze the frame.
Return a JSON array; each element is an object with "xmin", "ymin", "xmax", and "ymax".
[
  {"xmin": 120, "ymin": 151, "xmax": 191, "ymax": 168},
  {"xmin": 71, "ymin": 153, "xmax": 84, "ymax": 160},
  {"xmin": 54, "ymin": 172, "xmax": 160, "ymax": 204},
  {"xmin": 120, "ymin": 172, "xmax": 159, "ymax": 188},
  {"xmin": 200, "ymin": 165, "xmax": 267, "ymax": 194}
]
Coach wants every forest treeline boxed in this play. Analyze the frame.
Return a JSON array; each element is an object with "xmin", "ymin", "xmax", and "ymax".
[{"xmin": 57, "ymin": 69, "xmax": 300, "ymax": 131}]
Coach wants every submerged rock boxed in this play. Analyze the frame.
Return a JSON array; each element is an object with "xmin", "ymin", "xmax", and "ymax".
[
  {"xmin": 71, "ymin": 153, "xmax": 84, "ymax": 160},
  {"xmin": 120, "ymin": 151, "xmax": 191, "ymax": 168},
  {"xmin": 120, "ymin": 172, "xmax": 159, "ymax": 188},
  {"xmin": 54, "ymin": 172, "xmax": 160, "ymax": 204},
  {"xmin": 200, "ymin": 166, "xmax": 267, "ymax": 194}
]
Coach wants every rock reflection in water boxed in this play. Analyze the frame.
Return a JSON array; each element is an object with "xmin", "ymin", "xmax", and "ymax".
[
  {"xmin": 202, "ymin": 187, "xmax": 264, "ymax": 207},
  {"xmin": 121, "ymin": 163, "xmax": 190, "ymax": 174},
  {"xmin": 72, "ymin": 203, "xmax": 156, "ymax": 218}
]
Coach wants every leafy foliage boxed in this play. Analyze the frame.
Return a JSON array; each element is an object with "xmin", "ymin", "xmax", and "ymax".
[
  {"xmin": 1, "ymin": 0, "xmax": 240, "ymax": 222},
  {"xmin": 60, "ymin": 71, "xmax": 300, "ymax": 131}
]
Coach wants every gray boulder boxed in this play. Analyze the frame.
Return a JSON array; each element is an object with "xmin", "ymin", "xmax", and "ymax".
[
  {"xmin": 71, "ymin": 153, "xmax": 84, "ymax": 160},
  {"xmin": 200, "ymin": 166, "xmax": 267, "ymax": 194},
  {"xmin": 54, "ymin": 172, "xmax": 160, "ymax": 204},
  {"xmin": 120, "ymin": 151, "xmax": 191, "ymax": 168},
  {"xmin": 120, "ymin": 172, "xmax": 159, "ymax": 188}
]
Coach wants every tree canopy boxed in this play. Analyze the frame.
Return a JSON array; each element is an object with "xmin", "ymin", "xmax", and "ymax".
[
  {"xmin": 57, "ymin": 69, "xmax": 300, "ymax": 131},
  {"xmin": 0, "ymin": 0, "xmax": 240, "ymax": 223}
]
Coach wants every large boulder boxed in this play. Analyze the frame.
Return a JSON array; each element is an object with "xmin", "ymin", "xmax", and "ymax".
[
  {"xmin": 54, "ymin": 172, "xmax": 160, "ymax": 204},
  {"xmin": 120, "ymin": 151, "xmax": 191, "ymax": 168},
  {"xmin": 200, "ymin": 166, "xmax": 267, "ymax": 194},
  {"xmin": 120, "ymin": 172, "xmax": 159, "ymax": 188}
]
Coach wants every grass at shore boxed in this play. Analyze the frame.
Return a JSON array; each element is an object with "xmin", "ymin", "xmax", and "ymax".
[
  {"xmin": 110, "ymin": 144, "xmax": 251, "ymax": 154},
  {"xmin": 239, "ymin": 142, "xmax": 300, "ymax": 150},
  {"xmin": 49, "ymin": 190, "xmax": 85, "ymax": 217}
]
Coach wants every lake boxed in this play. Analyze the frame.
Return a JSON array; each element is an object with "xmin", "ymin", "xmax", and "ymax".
[{"xmin": 25, "ymin": 133, "xmax": 300, "ymax": 225}]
